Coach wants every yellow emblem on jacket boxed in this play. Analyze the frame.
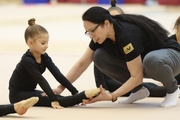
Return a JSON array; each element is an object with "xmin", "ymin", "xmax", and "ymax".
[{"xmin": 123, "ymin": 43, "xmax": 134, "ymax": 54}]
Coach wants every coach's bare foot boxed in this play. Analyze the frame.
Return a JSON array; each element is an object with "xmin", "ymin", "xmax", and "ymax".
[{"xmin": 14, "ymin": 97, "xmax": 39, "ymax": 115}]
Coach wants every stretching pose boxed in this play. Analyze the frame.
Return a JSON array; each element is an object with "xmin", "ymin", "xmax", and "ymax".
[
  {"xmin": 54, "ymin": 6, "xmax": 180, "ymax": 108},
  {"xmin": 94, "ymin": 0, "xmax": 180, "ymax": 97},
  {"xmin": 0, "ymin": 97, "xmax": 38, "ymax": 117},
  {"xmin": 8, "ymin": 18, "xmax": 100, "ymax": 109}
]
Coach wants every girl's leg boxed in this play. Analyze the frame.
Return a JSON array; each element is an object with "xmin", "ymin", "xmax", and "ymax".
[
  {"xmin": 56, "ymin": 92, "xmax": 87, "ymax": 107},
  {"xmin": 9, "ymin": 87, "xmax": 52, "ymax": 107},
  {"xmin": 93, "ymin": 48, "xmax": 149, "ymax": 103},
  {"xmin": 143, "ymin": 49, "xmax": 180, "ymax": 107},
  {"xmin": 56, "ymin": 88, "xmax": 101, "ymax": 107},
  {"xmin": 0, "ymin": 97, "xmax": 38, "ymax": 116},
  {"xmin": 0, "ymin": 104, "xmax": 15, "ymax": 116},
  {"xmin": 9, "ymin": 87, "xmax": 100, "ymax": 107}
]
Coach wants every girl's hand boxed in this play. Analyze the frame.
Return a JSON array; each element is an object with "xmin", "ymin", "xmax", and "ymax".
[
  {"xmin": 41, "ymin": 92, "xmax": 48, "ymax": 96},
  {"xmin": 53, "ymin": 86, "xmax": 65, "ymax": 95},
  {"xmin": 51, "ymin": 101, "xmax": 64, "ymax": 109},
  {"xmin": 41, "ymin": 86, "xmax": 64, "ymax": 96}
]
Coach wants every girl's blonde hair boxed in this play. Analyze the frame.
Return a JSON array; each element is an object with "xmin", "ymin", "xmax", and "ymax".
[
  {"xmin": 173, "ymin": 16, "xmax": 180, "ymax": 30},
  {"xmin": 24, "ymin": 18, "xmax": 48, "ymax": 43},
  {"xmin": 108, "ymin": 0, "xmax": 124, "ymax": 14}
]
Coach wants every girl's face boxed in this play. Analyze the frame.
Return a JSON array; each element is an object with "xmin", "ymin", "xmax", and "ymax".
[
  {"xmin": 83, "ymin": 20, "xmax": 109, "ymax": 44},
  {"xmin": 29, "ymin": 33, "xmax": 49, "ymax": 55}
]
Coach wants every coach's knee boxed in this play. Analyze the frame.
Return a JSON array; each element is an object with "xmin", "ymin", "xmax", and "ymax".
[
  {"xmin": 143, "ymin": 53, "xmax": 165, "ymax": 73},
  {"xmin": 93, "ymin": 48, "xmax": 106, "ymax": 67}
]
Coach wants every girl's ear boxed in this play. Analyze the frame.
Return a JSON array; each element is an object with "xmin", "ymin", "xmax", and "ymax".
[{"xmin": 27, "ymin": 39, "xmax": 33, "ymax": 46}]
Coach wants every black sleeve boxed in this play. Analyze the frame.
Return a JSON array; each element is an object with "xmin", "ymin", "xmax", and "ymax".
[
  {"xmin": 45, "ymin": 55, "xmax": 78, "ymax": 95},
  {"xmin": 23, "ymin": 57, "xmax": 58, "ymax": 102},
  {"xmin": 89, "ymin": 39, "xmax": 102, "ymax": 51},
  {"xmin": 119, "ymin": 35, "xmax": 144, "ymax": 61}
]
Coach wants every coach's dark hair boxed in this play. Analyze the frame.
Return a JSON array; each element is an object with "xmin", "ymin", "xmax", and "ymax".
[
  {"xmin": 82, "ymin": 6, "xmax": 113, "ymax": 25},
  {"xmin": 82, "ymin": 6, "xmax": 169, "ymax": 46}
]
